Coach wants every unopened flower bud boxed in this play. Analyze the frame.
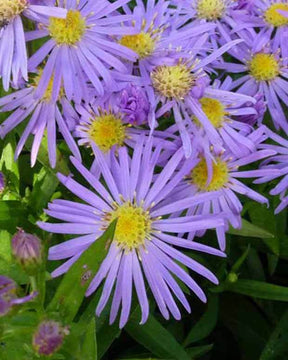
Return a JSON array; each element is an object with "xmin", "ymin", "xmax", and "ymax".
[
  {"xmin": 0, "ymin": 275, "xmax": 37, "ymax": 317},
  {"xmin": 227, "ymin": 272, "xmax": 238, "ymax": 283},
  {"xmin": 12, "ymin": 229, "xmax": 42, "ymax": 275},
  {"xmin": 33, "ymin": 320, "xmax": 69, "ymax": 356},
  {"xmin": 238, "ymin": 93, "xmax": 266, "ymax": 126},
  {"xmin": 118, "ymin": 84, "xmax": 149, "ymax": 125}
]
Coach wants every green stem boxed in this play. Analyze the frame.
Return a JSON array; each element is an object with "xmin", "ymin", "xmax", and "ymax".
[{"xmin": 29, "ymin": 276, "xmax": 37, "ymax": 293}]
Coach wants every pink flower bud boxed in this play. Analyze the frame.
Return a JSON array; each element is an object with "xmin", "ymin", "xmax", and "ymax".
[{"xmin": 12, "ymin": 229, "xmax": 42, "ymax": 274}]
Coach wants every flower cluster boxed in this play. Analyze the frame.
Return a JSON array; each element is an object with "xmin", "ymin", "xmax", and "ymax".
[{"xmin": 1, "ymin": 0, "xmax": 288, "ymax": 331}]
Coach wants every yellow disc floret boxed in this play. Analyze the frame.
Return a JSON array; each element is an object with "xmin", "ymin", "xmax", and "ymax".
[
  {"xmin": 191, "ymin": 157, "xmax": 229, "ymax": 191},
  {"xmin": 0, "ymin": 0, "xmax": 26, "ymax": 24},
  {"xmin": 120, "ymin": 32, "xmax": 156, "ymax": 59},
  {"xmin": 264, "ymin": 3, "xmax": 288, "ymax": 27},
  {"xmin": 248, "ymin": 53, "xmax": 280, "ymax": 82},
  {"xmin": 151, "ymin": 64, "xmax": 194, "ymax": 99},
  {"xmin": 197, "ymin": 0, "xmax": 226, "ymax": 20},
  {"xmin": 88, "ymin": 112, "xmax": 126, "ymax": 153},
  {"xmin": 49, "ymin": 10, "xmax": 86, "ymax": 45},
  {"xmin": 109, "ymin": 202, "xmax": 152, "ymax": 250},
  {"xmin": 199, "ymin": 97, "xmax": 226, "ymax": 128}
]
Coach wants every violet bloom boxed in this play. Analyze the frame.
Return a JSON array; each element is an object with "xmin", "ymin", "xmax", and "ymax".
[
  {"xmin": 0, "ymin": 71, "xmax": 80, "ymax": 167},
  {"xmin": 255, "ymin": 127, "xmax": 288, "ymax": 214},
  {"xmin": 172, "ymin": 0, "xmax": 246, "ymax": 48},
  {"xmin": 38, "ymin": 139, "xmax": 226, "ymax": 327},
  {"xmin": 119, "ymin": 0, "xmax": 215, "ymax": 74},
  {"xmin": 75, "ymin": 91, "xmax": 178, "ymax": 171},
  {"xmin": 118, "ymin": 0, "xmax": 217, "ymax": 129},
  {"xmin": 166, "ymin": 126, "xmax": 277, "ymax": 251},
  {"xmin": 182, "ymin": 76, "xmax": 259, "ymax": 158},
  {"xmin": 0, "ymin": 275, "xmax": 37, "ymax": 316},
  {"xmin": 27, "ymin": 0, "xmax": 138, "ymax": 103},
  {"xmin": 0, "ymin": 0, "xmax": 66, "ymax": 91},
  {"xmin": 33, "ymin": 320, "xmax": 69, "ymax": 356},
  {"xmin": 235, "ymin": 0, "xmax": 288, "ymax": 60},
  {"xmin": 218, "ymin": 31, "xmax": 288, "ymax": 134},
  {"xmin": 147, "ymin": 39, "xmax": 241, "ymax": 157}
]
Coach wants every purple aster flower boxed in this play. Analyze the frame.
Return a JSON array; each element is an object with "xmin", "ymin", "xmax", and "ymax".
[
  {"xmin": 234, "ymin": 0, "xmax": 288, "ymax": 60},
  {"xmin": 75, "ymin": 90, "xmax": 178, "ymax": 172},
  {"xmin": 38, "ymin": 139, "xmax": 226, "ymax": 327},
  {"xmin": 255, "ymin": 127, "xmax": 288, "ymax": 214},
  {"xmin": 177, "ymin": 76, "xmax": 260, "ymax": 158},
  {"xmin": 12, "ymin": 229, "xmax": 42, "ymax": 275},
  {"xmin": 0, "ymin": 275, "xmax": 37, "ymax": 316},
  {"xmin": 164, "ymin": 126, "xmax": 278, "ymax": 251},
  {"xmin": 27, "ymin": 0, "xmax": 138, "ymax": 103},
  {"xmin": 145, "ymin": 39, "xmax": 241, "ymax": 157},
  {"xmin": 33, "ymin": 320, "xmax": 69, "ymax": 356},
  {"xmin": 119, "ymin": 0, "xmax": 215, "ymax": 74},
  {"xmin": 0, "ymin": 71, "xmax": 81, "ymax": 167},
  {"xmin": 218, "ymin": 31, "xmax": 288, "ymax": 134},
  {"xmin": 172, "ymin": 0, "xmax": 247, "ymax": 50},
  {"xmin": 0, "ymin": 0, "xmax": 66, "ymax": 91}
]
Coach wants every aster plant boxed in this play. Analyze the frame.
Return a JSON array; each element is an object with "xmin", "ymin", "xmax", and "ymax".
[
  {"xmin": 38, "ymin": 140, "xmax": 226, "ymax": 327},
  {"xmin": 1, "ymin": 0, "xmax": 288, "ymax": 358}
]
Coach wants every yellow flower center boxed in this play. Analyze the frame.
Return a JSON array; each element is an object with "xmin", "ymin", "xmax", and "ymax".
[
  {"xmin": 151, "ymin": 64, "xmax": 194, "ymax": 100},
  {"xmin": 199, "ymin": 97, "xmax": 226, "ymax": 128},
  {"xmin": 49, "ymin": 10, "xmax": 86, "ymax": 45},
  {"xmin": 197, "ymin": 0, "xmax": 226, "ymax": 20},
  {"xmin": 264, "ymin": 3, "xmax": 288, "ymax": 27},
  {"xmin": 109, "ymin": 202, "xmax": 152, "ymax": 250},
  {"xmin": 191, "ymin": 158, "xmax": 229, "ymax": 191},
  {"xmin": 119, "ymin": 32, "xmax": 156, "ymax": 59},
  {"xmin": 0, "ymin": 0, "xmax": 26, "ymax": 24},
  {"xmin": 248, "ymin": 53, "xmax": 280, "ymax": 82},
  {"xmin": 88, "ymin": 113, "xmax": 126, "ymax": 153}
]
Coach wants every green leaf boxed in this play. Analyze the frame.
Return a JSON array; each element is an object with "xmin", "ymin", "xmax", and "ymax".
[
  {"xmin": 227, "ymin": 219, "xmax": 274, "ymax": 239},
  {"xmin": 0, "ymin": 230, "xmax": 12, "ymax": 263},
  {"xmin": 47, "ymin": 220, "xmax": 116, "ymax": 322},
  {"xmin": 247, "ymin": 203, "xmax": 280, "ymax": 255},
  {"xmin": 81, "ymin": 318, "xmax": 97, "ymax": 360},
  {"xmin": 29, "ymin": 167, "xmax": 59, "ymax": 214},
  {"xmin": 183, "ymin": 294, "xmax": 218, "ymax": 346},
  {"xmin": 223, "ymin": 279, "xmax": 288, "ymax": 301},
  {"xmin": 220, "ymin": 294, "xmax": 270, "ymax": 359},
  {"xmin": 97, "ymin": 319, "xmax": 121, "ymax": 359},
  {"xmin": 186, "ymin": 344, "xmax": 213, "ymax": 358},
  {"xmin": 0, "ymin": 133, "xmax": 20, "ymax": 191},
  {"xmin": 125, "ymin": 309, "xmax": 190, "ymax": 360},
  {"xmin": 260, "ymin": 309, "xmax": 288, "ymax": 360},
  {"xmin": 0, "ymin": 201, "xmax": 28, "ymax": 233}
]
